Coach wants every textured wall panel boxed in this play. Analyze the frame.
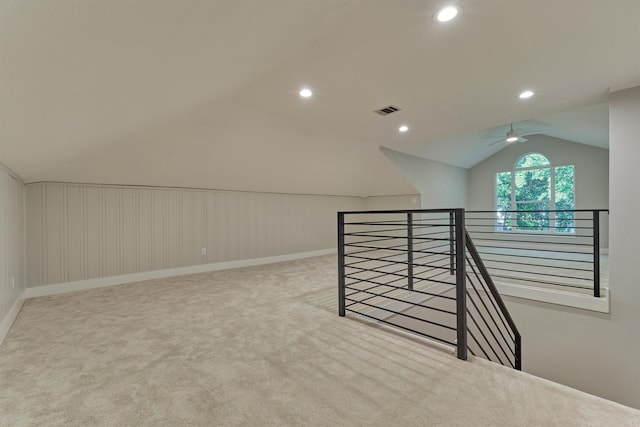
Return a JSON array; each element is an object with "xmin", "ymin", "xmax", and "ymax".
[
  {"xmin": 166, "ymin": 190, "xmax": 181, "ymax": 269},
  {"xmin": 151, "ymin": 189, "xmax": 167, "ymax": 271},
  {"xmin": 85, "ymin": 187, "xmax": 103, "ymax": 280},
  {"xmin": 137, "ymin": 189, "xmax": 153, "ymax": 274},
  {"xmin": 0, "ymin": 165, "xmax": 25, "ymax": 325},
  {"xmin": 26, "ymin": 183, "xmax": 364, "ymax": 287},
  {"xmin": 121, "ymin": 189, "xmax": 137, "ymax": 275},
  {"xmin": 25, "ymin": 182, "xmax": 42, "ymax": 287},
  {"xmin": 45, "ymin": 185, "xmax": 63, "ymax": 285},
  {"xmin": 0, "ymin": 175, "xmax": 6, "ymax": 318},
  {"xmin": 66, "ymin": 186, "xmax": 83, "ymax": 282},
  {"xmin": 103, "ymin": 188, "xmax": 120, "ymax": 278}
]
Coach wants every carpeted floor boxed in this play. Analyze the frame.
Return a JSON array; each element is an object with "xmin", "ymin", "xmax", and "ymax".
[{"xmin": 0, "ymin": 255, "xmax": 638, "ymax": 426}]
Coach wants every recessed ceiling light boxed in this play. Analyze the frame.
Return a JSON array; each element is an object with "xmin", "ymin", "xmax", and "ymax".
[
  {"xmin": 519, "ymin": 90, "xmax": 534, "ymax": 99},
  {"xmin": 436, "ymin": 6, "xmax": 459, "ymax": 22},
  {"xmin": 299, "ymin": 88, "xmax": 313, "ymax": 98},
  {"xmin": 399, "ymin": 125, "xmax": 409, "ymax": 133}
]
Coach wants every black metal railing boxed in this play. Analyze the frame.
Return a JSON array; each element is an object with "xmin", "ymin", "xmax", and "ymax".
[
  {"xmin": 338, "ymin": 209, "xmax": 521, "ymax": 369},
  {"xmin": 465, "ymin": 210, "xmax": 608, "ymax": 297},
  {"xmin": 465, "ymin": 231, "xmax": 521, "ymax": 369}
]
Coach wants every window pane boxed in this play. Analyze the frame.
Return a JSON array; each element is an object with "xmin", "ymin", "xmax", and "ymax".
[
  {"xmin": 515, "ymin": 153, "xmax": 550, "ymax": 168},
  {"xmin": 515, "ymin": 168, "xmax": 550, "ymax": 202},
  {"xmin": 555, "ymin": 165, "xmax": 575, "ymax": 233},
  {"xmin": 516, "ymin": 202, "xmax": 550, "ymax": 231},
  {"xmin": 496, "ymin": 172, "xmax": 512, "ymax": 231}
]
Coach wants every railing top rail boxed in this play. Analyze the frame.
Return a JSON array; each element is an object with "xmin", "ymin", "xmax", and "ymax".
[
  {"xmin": 340, "ymin": 208, "xmax": 609, "ymax": 215},
  {"xmin": 339, "ymin": 208, "xmax": 464, "ymax": 215},
  {"xmin": 467, "ymin": 209, "xmax": 609, "ymax": 213}
]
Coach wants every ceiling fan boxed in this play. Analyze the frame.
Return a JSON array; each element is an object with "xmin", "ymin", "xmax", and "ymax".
[{"xmin": 487, "ymin": 123, "xmax": 528, "ymax": 146}]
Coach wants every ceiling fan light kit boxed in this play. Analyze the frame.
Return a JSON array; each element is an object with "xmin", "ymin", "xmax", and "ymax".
[
  {"xmin": 519, "ymin": 90, "xmax": 535, "ymax": 99},
  {"xmin": 435, "ymin": 5, "xmax": 459, "ymax": 22},
  {"xmin": 488, "ymin": 123, "xmax": 531, "ymax": 146}
]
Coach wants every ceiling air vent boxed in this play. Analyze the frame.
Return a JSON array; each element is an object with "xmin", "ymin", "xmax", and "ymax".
[{"xmin": 373, "ymin": 105, "xmax": 401, "ymax": 116}]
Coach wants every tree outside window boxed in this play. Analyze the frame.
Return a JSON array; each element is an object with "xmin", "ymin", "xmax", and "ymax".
[{"xmin": 496, "ymin": 153, "xmax": 574, "ymax": 233}]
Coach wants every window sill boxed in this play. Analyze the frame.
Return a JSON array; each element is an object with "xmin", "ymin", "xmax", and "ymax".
[{"xmin": 495, "ymin": 280, "xmax": 609, "ymax": 313}]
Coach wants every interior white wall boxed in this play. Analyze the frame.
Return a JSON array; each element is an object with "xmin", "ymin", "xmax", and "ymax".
[
  {"xmin": 467, "ymin": 134, "xmax": 609, "ymax": 248},
  {"xmin": 380, "ymin": 147, "xmax": 467, "ymax": 209},
  {"xmin": 0, "ymin": 163, "xmax": 25, "ymax": 337},
  {"xmin": 499, "ymin": 87, "xmax": 640, "ymax": 409},
  {"xmin": 26, "ymin": 182, "xmax": 365, "ymax": 287},
  {"xmin": 364, "ymin": 194, "xmax": 421, "ymax": 211},
  {"xmin": 606, "ymin": 85, "xmax": 640, "ymax": 407}
]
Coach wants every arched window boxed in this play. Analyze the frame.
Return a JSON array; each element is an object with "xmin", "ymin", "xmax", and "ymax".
[{"xmin": 496, "ymin": 153, "xmax": 575, "ymax": 232}]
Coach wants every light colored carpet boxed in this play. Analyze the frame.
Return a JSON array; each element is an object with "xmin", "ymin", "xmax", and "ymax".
[{"xmin": 0, "ymin": 255, "xmax": 638, "ymax": 426}]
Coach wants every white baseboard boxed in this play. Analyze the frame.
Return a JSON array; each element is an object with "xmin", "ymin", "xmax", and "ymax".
[
  {"xmin": 0, "ymin": 291, "xmax": 25, "ymax": 348},
  {"xmin": 24, "ymin": 248, "xmax": 336, "ymax": 299}
]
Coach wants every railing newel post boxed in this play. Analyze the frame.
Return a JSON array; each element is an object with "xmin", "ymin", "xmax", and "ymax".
[
  {"xmin": 338, "ymin": 212, "xmax": 346, "ymax": 317},
  {"xmin": 515, "ymin": 334, "xmax": 522, "ymax": 371},
  {"xmin": 455, "ymin": 209, "xmax": 467, "ymax": 361},
  {"xmin": 593, "ymin": 210, "xmax": 601, "ymax": 298},
  {"xmin": 407, "ymin": 212, "xmax": 414, "ymax": 291},
  {"xmin": 449, "ymin": 211, "xmax": 455, "ymax": 275}
]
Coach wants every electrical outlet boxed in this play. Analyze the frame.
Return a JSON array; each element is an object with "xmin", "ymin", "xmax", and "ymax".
[
  {"xmin": 201, "ymin": 248, "xmax": 207, "ymax": 256},
  {"xmin": 11, "ymin": 276, "xmax": 15, "ymax": 290}
]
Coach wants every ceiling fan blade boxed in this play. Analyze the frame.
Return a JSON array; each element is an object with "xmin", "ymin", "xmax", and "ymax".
[
  {"xmin": 488, "ymin": 139, "xmax": 505, "ymax": 146},
  {"xmin": 518, "ymin": 137, "xmax": 528, "ymax": 143},
  {"xmin": 515, "ymin": 127, "xmax": 549, "ymax": 135}
]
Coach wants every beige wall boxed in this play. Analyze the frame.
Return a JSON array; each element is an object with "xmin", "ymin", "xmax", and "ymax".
[
  {"xmin": 604, "ymin": 85, "xmax": 640, "ymax": 407},
  {"xmin": 26, "ymin": 182, "xmax": 364, "ymax": 287},
  {"xmin": 364, "ymin": 194, "xmax": 421, "ymax": 211},
  {"xmin": 380, "ymin": 147, "xmax": 467, "ymax": 209},
  {"xmin": 0, "ymin": 163, "xmax": 25, "ymax": 327}
]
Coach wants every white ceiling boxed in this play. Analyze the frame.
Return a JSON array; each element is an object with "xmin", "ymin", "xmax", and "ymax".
[
  {"xmin": 398, "ymin": 102, "xmax": 612, "ymax": 168},
  {"xmin": 1, "ymin": 0, "xmax": 639, "ymax": 196}
]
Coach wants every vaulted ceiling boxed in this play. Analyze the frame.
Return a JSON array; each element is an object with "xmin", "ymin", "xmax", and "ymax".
[{"xmin": 1, "ymin": 0, "xmax": 638, "ymax": 196}]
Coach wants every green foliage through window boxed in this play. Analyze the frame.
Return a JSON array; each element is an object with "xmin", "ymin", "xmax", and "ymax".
[
  {"xmin": 555, "ymin": 165, "xmax": 575, "ymax": 233},
  {"xmin": 496, "ymin": 172, "xmax": 512, "ymax": 231},
  {"xmin": 515, "ymin": 153, "xmax": 550, "ymax": 168},
  {"xmin": 496, "ymin": 154, "xmax": 574, "ymax": 233}
]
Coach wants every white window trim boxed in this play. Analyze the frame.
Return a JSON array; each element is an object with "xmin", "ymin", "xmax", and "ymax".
[{"xmin": 495, "ymin": 153, "xmax": 575, "ymax": 234}]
